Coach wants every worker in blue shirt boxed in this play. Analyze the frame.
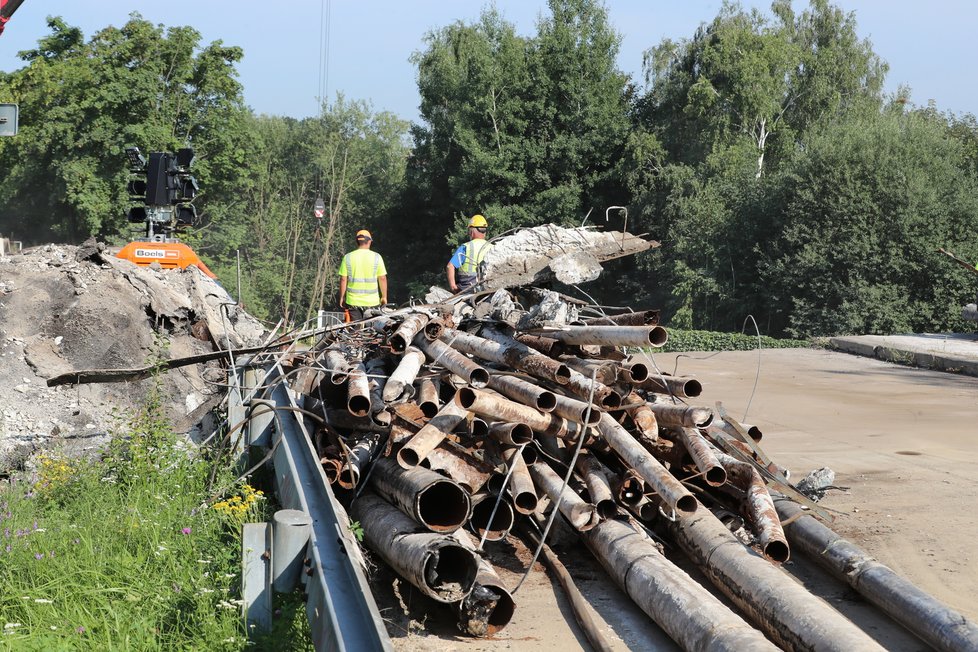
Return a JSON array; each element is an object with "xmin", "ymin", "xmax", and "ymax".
[{"xmin": 446, "ymin": 214, "xmax": 492, "ymax": 293}]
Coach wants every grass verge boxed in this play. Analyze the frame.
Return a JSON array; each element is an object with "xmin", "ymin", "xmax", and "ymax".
[
  {"xmin": 0, "ymin": 385, "xmax": 281, "ymax": 650},
  {"xmin": 661, "ymin": 329, "xmax": 811, "ymax": 353}
]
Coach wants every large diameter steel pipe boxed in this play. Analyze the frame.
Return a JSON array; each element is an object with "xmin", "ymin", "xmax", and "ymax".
[
  {"xmin": 416, "ymin": 335, "xmax": 490, "ymax": 388},
  {"xmin": 390, "ymin": 313, "xmax": 430, "ymax": 353},
  {"xmin": 623, "ymin": 392, "xmax": 658, "ymax": 442},
  {"xmin": 714, "ymin": 451, "xmax": 788, "ymax": 563},
  {"xmin": 456, "ymin": 388, "xmax": 585, "ymax": 441},
  {"xmin": 397, "ymin": 398, "xmax": 469, "ymax": 468},
  {"xmin": 352, "ymin": 491, "xmax": 478, "ymax": 603},
  {"xmin": 647, "ymin": 401, "xmax": 713, "ymax": 428},
  {"xmin": 581, "ymin": 517, "xmax": 778, "ymax": 652},
  {"xmin": 469, "ymin": 493, "xmax": 515, "ymax": 542},
  {"xmin": 528, "ymin": 462, "xmax": 598, "ymax": 532},
  {"xmin": 597, "ymin": 413, "xmax": 697, "ymax": 516},
  {"xmin": 486, "ymin": 374, "xmax": 556, "ymax": 412},
  {"xmin": 488, "ymin": 422, "xmax": 534, "ymax": 446},
  {"xmin": 776, "ymin": 499, "xmax": 978, "ymax": 652},
  {"xmin": 454, "ymin": 531, "xmax": 517, "ymax": 636},
  {"xmin": 346, "ymin": 362, "xmax": 371, "ymax": 417},
  {"xmin": 666, "ymin": 504, "xmax": 887, "ymax": 651},
  {"xmin": 369, "ymin": 457, "xmax": 472, "ymax": 533},
  {"xmin": 678, "ymin": 427, "xmax": 727, "ymax": 487},
  {"xmin": 536, "ymin": 325, "xmax": 668, "ymax": 348},
  {"xmin": 383, "ymin": 347, "xmax": 425, "ymax": 402}
]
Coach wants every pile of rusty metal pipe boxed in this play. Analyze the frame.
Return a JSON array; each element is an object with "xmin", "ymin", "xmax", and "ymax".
[{"xmin": 283, "ymin": 295, "xmax": 975, "ymax": 649}]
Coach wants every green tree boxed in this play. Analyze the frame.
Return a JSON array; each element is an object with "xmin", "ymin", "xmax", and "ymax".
[{"xmin": 0, "ymin": 15, "xmax": 247, "ymax": 243}]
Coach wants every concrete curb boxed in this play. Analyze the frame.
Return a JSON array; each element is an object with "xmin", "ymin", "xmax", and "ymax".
[{"xmin": 828, "ymin": 336, "xmax": 978, "ymax": 378}]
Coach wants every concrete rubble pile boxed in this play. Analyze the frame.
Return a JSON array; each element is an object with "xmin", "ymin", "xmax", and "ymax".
[
  {"xmin": 274, "ymin": 225, "xmax": 978, "ymax": 650},
  {"xmin": 0, "ymin": 240, "xmax": 266, "ymax": 470}
]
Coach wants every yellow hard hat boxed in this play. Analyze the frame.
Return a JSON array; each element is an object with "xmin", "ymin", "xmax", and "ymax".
[
  {"xmin": 468, "ymin": 214, "xmax": 488, "ymax": 228},
  {"xmin": 356, "ymin": 229, "xmax": 372, "ymax": 241}
]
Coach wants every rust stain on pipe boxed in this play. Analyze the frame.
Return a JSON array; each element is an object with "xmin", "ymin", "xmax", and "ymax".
[
  {"xmin": 416, "ymin": 336, "xmax": 490, "ymax": 388},
  {"xmin": 390, "ymin": 313, "xmax": 430, "ymax": 353},
  {"xmin": 679, "ymin": 427, "xmax": 727, "ymax": 487},
  {"xmin": 397, "ymin": 397, "xmax": 469, "ymax": 469},
  {"xmin": 536, "ymin": 325, "xmax": 668, "ymax": 348},
  {"xmin": 346, "ymin": 362, "xmax": 371, "ymax": 417},
  {"xmin": 714, "ymin": 450, "xmax": 789, "ymax": 563}
]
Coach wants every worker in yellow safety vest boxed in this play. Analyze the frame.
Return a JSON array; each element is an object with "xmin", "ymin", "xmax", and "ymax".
[
  {"xmin": 338, "ymin": 229, "xmax": 388, "ymax": 322},
  {"xmin": 446, "ymin": 214, "xmax": 492, "ymax": 293}
]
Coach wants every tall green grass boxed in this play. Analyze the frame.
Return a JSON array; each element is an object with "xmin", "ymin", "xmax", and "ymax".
[{"xmin": 0, "ymin": 387, "xmax": 267, "ymax": 650}]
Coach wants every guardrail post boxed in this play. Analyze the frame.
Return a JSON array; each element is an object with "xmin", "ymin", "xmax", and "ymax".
[
  {"xmin": 272, "ymin": 509, "xmax": 312, "ymax": 593},
  {"xmin": 242, "ymin": 522, "xmax": 272, "ymax": 633}
]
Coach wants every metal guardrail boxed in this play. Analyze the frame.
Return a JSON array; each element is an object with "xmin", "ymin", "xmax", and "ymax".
[{"xmin": 232, "ymin": 361, "xmax": 392, "ymax": 651}]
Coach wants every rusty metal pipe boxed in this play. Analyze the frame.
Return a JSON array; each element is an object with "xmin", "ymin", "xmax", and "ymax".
[
  {"xmin": 390, "ymin": 313, "xmax": 430, "ymax": 353},
  {"xmin": 623, "ymin": 392, "xmax": 658, "ymax": 442},
  {"xmin": 581, "ymin": 517, "xmax": 779, "ymax": 651},
  {"xmin": 456, "ymin": 388, "xmax": 585, "ymax": 441},
  {"xmin": 641, "ymin": 374, "xmax": 703, "ymax": 399},
  {"xmin": 559, "ymin": 355, "xmax": 619, "ymax": 386},
  {"xmin": 365, "ymin": 357, "xmax": 391, "ymax": 427},
  {"xmin": 397, "ymin": 397, "xmax": 469, "ymax": 469},
  {"xmin": 665, "ymin": 504, "xmax": 887, "ymax": 651},
  {"xmin": 479, "ymin": 327, "xmax": 572, "ymax": 385},
  {"xmin": 486, "ymin": 374, "xmax": 556, "ymax": 412},
  {"xmin": 620, "ymin": 361, "xmax": 649, "ymax": 383},
  {"xmin": 423, "ymin": 316, "xmax": 451, "ymax": 341},
  {"xmin": 324, "ymin": 347, "xmax": 353, "ymax": 385},
  {"xmin": 551, "ymin": 392, "xmax": 602, "ymax": 425},
  {"xmin": 775, "ymin": 499, "xmax": 978, "ymax": 652},
  {"xmin": 646, "ymin": 401, "xmax": 713, "ymax": 428},
  {"xmin": 416, "ymin": 377, "xmax": 441, "ymax": 418},
  {"xmin": 615, "ymin": 469, "xmax": 646, "ymax": 506},
  {"xmin": 346, "ymin": 362, "xmax": 371, "ymax": 417},
  {"xmin": 423, "ymin": 439, "xmax": 495, "ymax": 494},
  {"xmin": 383, "ymin": 347, "xmax": 425, "ymax": 402},
  {"xmin": 453, "ymin": 530, "xmax": 517, "ymax": 637},
  {"xmin": 416, "ymin": 336, "xmax": 490, "ymax": 388},
  {"xmin": 575, "ymin": 451, "xmax": 617, "ymax": 520},
  {"xmin": 469, "ymin": 493, "xmax": 514, "ymax": 542},
  {"xmin": 713, "ymin": 451, "xmax": 787, "ymax": 562},
  {"xmin": 625, "ymin": 496, "xmax": 658, "ymax": 523},
  {"xmin": 489, "ymin": 444, "xmax": 538, "ymax": 515},
  {"xmin": 369, "ymin": 457, "xmax": 472, "ymax": 533},
  {"xmin": 536, "ymin": 325, "xmax": 668, "ymax": 348},
  {"xmin": 514, "ymin": 332, "xmax": 567, "ymax": 357},
  {"xmin": 337, "ymin": 432, "xmax": 381, "ymax": 490},
  {"xmin": 528, "ymin": 462, "xmax": 598, "ymax": 532},
  {"xmin": 352, "ymin": 491, "xmax": 478, "ymax": 604},
  {"xmin": 564, "ymin": 369, "xmax": 621, "ymax": 409},
  {"xmin": 678, "ymin": 427, "xmax": 727, "ymax": 487},
  {"xmin": 488, "ymin": 422, "xmax": 533, "ymax": 446},
  {"xmin": 597, "ymin": 413, "xmax": 697, "ymax": 516}
]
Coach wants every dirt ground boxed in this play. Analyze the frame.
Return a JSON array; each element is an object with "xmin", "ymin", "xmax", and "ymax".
[{"xmin": 379, "ymin": 346, "xmax": 978, "ymax": 651}]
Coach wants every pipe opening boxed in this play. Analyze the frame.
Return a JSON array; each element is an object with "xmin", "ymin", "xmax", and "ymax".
[
  {"xmin": 648, "ymin": 326, "xmax": 668, "ymax": 347},
  {"xmin": 330, "ymin": 372, "xmax": 348, "ymax": 385},
  {"xmin": 418, "ymin": 401, "xmax": 439, "ymax": 419},
  {"xmin": 601, "ymin": 391, "xmax": 622, "ymax": 410},
  {"xmin": 418, "ymin": 482, "xmax": 471, "ymax": 532},
  {"xmin": 390, "ymin": 335, "xmax": 408, "ymax": 353},
  {"xmin": 424, "ymin": 322, "xmax": 444, "ymax": 341},
  {"xmin": 683, "ymin": 380, "xmax": 703, "ymax": 398},
  {"xmin": 675, "ymin": 495, "xmax": 698, "ymax": 515},
  {"xmin": 458, "ymin": 387, "xmax": 477, "ymax": 410},
  {"xmin": 554, "ymin": 365, "xmax": 571, "ymax": 384},
  {"xmin": 626, "ymin": 363, "xmax": 649, "ymax": 383},
  {"xmin": 596, "ymin": 499, "xmax": 618, "ymax": 520},
  {"xmin": 470, "ymin": 418, "xmax": 490, "ymax": 438},
  {"xmin": 397, "ymin": 448, "xmax": 421, "ymax": 469},
  {"xmin": 348, "ymin": 396, "xmax": 370, "ymax": 417},
  {"xmin": 513, "ymin": 491, "xmax": 538, "ymax": 514},
  {"xmin": 469, "ymin": 368, "xmax": 490, "ymax": 388},
  {"xmin": 520, "ymin": 446, "xmax": 538, "ymax": 465},
  {"xmin": 618, "ymin": 478, "xmax": 644, "ymax": 506},
  {"xmin": 764, "ymin": 540, "xmax": 790, "ymax": 564},
  {"xmin": 424, "ymin": 544, "xmax": 478, "ymax": 593},
  {"xmin": 536, "ymin": 392, "xmax": 557, "ymax": 412},
  {"xmin": 705, "ymin": 467, "xmax": 727, "ymax": 487},
  {"xmin": 338, "ymin": 468, "xmax": 359, "ymax": 490},
  {"xmin": 470, "ymin": 497, "xmax": 514, "ymax": 541},
  {"xmin": 580, "ymin": 409, "xmax": 601, "ymax": 425}
]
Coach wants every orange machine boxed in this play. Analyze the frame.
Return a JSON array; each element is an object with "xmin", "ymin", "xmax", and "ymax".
[
  {"xmin": 116, "ymin": 146, "xmax": 215, "ymax": 279},
  {"xmin": 116, "ymin": 240, "xmax": 217, "ymax": 278}
]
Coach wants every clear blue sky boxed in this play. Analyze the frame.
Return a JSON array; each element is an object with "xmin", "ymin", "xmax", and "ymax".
[{"xmin": 2, "ymin": 1, "xmax": 975, "ymax": 123}]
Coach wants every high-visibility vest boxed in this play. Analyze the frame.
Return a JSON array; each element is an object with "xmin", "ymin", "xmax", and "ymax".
[
  {"xmin": 339, "ymin": 249, "xmax": 385, "ymax": 306},
  {"xmin": 459, "ymin": 239, "xmax": 491, "ymax": 275}
]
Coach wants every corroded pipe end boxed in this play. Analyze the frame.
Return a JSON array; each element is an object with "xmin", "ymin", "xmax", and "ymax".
[
  {"xmin": 397, "ymin": 447, "xmax": 421, "ymax": 469},
  {"xmin": 764, "ymin": 540, "xmax": 790, "ymax": 564},
  {"xmin": 469, "ymin": 496, "xmax": 514, "ymax": 541},
  {"xmin": 675, "ymin": 494, "xmax": 698, "ymax": 515},
  {"xmin": 418, "ymin": 481, "xmax": 472, "ymax": 533},
  {"xmin": 348, "ymin": 395, "xmax": 370, "ymax": 418},
  {"xmin": 648, "ymin": 326, "xmax": 668, "ymax": 347},
  {"xmin": 682, "ymin": 379, "xmax": 703, "ymax": 398},
  {"xmin": 469, "ymin": 368, "xmax": 490, "ymax": 388},
  {"xmin": 705, "ymin": 466, "xmax": 728, "ymax": 487}
]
